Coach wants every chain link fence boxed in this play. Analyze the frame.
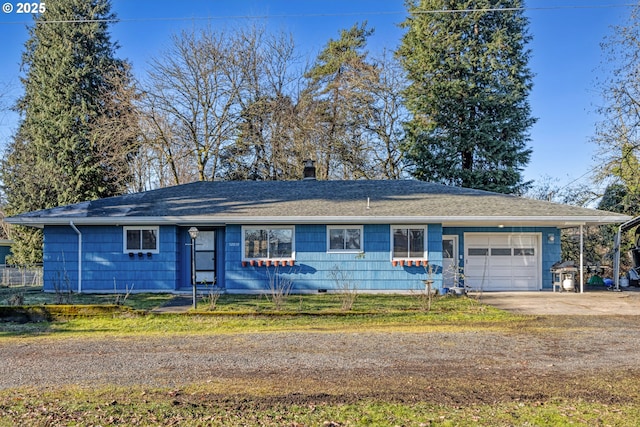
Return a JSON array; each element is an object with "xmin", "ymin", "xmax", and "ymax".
[{"xmin": 1, "ymin": 264, "xmax": 43, "ymax": 287}]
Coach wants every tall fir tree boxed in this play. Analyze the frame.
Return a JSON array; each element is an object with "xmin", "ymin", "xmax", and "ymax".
[
  {"xmin": 397, "ymin": 0, "xmax": 535, "ymax": 193},
  {"xmin": 0, "ymin": 0, "xmax": 135, "ymax": 264},
  {"xmin": 303, "ymin": 22, "xmax": 379, "ymax": 180}
]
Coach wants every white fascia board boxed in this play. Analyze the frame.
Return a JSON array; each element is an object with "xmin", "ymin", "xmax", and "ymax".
[{"xmin": 5, "ymin": 214, "xmax": 632, "ymax": 228}]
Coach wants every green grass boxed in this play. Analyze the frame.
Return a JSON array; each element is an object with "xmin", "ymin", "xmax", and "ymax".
[
  {"xmin": 0, "ymin": 285, "xmax": 173, "ymax": 310},
  {"xmin": 1, "ymin": 385, "xmax": 638, "ymax": 426},
  {"xmin": 197, "ymin": 292, "xmax": 481, "ymax": 312},
  {"xmin": 0, "ymin": 292, "xmax": 526, "ymax": 338}
]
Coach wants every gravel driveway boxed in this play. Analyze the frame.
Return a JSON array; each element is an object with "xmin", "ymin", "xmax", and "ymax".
[{"xmin": 3, "ymin": 315, "xmax": 640, "ymax": 404}]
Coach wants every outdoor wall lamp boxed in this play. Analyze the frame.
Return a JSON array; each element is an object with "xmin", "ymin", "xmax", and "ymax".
[{"xmin": 188, "ymin": 227, "xmax": 199, "ymax": 309}]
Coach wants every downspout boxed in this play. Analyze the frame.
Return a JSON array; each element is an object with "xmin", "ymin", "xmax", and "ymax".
[{"xmin": 69, "ymin": 221, "xmax": 82, "ymax": 293}]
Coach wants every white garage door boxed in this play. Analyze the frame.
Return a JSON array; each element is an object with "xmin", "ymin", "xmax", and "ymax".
[{"xmin": 464, "ymin": 234, "xmax": 540, "ymax": 291}]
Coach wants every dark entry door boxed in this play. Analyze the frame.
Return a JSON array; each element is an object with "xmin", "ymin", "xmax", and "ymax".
[{"xmin": 194, "ymin": 230, "xmax": 216, "ymax": 284}]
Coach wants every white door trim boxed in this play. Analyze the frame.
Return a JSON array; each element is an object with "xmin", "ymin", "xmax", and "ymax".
[{"xmin": 442, "ymin": 235, "xmax": 459, "ymax": 287}]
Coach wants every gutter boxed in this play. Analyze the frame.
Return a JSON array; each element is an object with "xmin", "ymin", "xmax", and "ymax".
[
  {"xmin": 69, "ymin": 221, "xmax": 82, "ymax": 293},
  {"xmin": 5, "ymin": 214, "xmax": 633, "ymax": 228}
]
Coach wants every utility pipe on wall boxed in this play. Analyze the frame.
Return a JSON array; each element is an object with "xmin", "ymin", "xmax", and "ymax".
[{"xmin": 69, "ymin": 221, "xmax": 82, "ymax": 293}]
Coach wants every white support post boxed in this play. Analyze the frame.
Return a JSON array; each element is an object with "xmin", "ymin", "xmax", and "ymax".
[{"xmin": 579, "ymin": 224, "xmax": 584, "ymax": 294}]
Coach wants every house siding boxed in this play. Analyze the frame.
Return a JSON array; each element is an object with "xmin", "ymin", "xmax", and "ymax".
[
  {"xmin": 40, "ymin": 223, "xmax": 561, "ymax": 294},
  {"xmin": 224, "ymin": 224, "xmax": 444, "ymax": 293},
  {"xmin": 43, "ymin": 225, "xmax": 180, "ymax": 293},
  {"xmin": 443, "ymin": 226, "xmax": 561, "ymax": 290}
]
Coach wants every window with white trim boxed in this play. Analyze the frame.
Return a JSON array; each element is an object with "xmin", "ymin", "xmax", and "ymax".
[
  {"xmin": 327, "ymin": 226, "xmax": 362, "ymax": 252},
  {"xmin": 392, "ymin": 226, "xmax": 427, "ymax": 259},
  {"xmin": 123, "ymin": 226, "xmax": 159, "ymax": 253},
  {"xmin": 243, "ymin": 226, "xmax": 294, "ymax": 259}
]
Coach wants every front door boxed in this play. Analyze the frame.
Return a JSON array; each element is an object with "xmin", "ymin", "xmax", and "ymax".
[
  {"xmin": 194, "ymin": 230, "xmax": 216, "ymax": 284},
  {"xmin": 442, "ymin": 235, "xmax": 459, "ymax": 287}
]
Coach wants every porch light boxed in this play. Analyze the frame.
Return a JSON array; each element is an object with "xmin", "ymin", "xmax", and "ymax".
[
  {"xmin": 188, "ymin": 227, "xmax": 199, "ymax": 309},
  {"xmin": 188, "ymin": 227, "xmax": 200, "ymax": 240}
]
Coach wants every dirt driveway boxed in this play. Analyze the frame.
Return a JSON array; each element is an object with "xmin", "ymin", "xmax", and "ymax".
[{"xmin": 478, "ymin": 289, "xmax": 640, "ymax": 315}]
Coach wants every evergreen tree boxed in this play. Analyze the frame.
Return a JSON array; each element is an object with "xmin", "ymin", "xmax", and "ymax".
[
  {"xmin": 397, "ymin": 0, "xmax": 535, "ymax": 193},
  {"xmin": 303, "ymin": 23, "xmax": 379, "ymax": 180},
  {"xmin": 0, "ymin": 0, "xmax": 135, "ymax": 264}
]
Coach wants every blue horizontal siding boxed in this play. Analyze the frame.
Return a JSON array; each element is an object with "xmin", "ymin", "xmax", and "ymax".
[
  {"xmin": 41, "ymin": 222, "xmax": 562, "ymax": 294},
  {"xmin": 224, "ymin": 224, "xmax": 444, "ymax": 293},
  {"xmin": 43, "ymin": 225, "xmax": 179, "ymax": 293}
]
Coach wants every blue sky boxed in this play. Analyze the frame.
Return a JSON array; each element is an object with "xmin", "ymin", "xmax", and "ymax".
[{"xmin": 0, "ymin": 1, "xmax": 634, "ymax": 190}]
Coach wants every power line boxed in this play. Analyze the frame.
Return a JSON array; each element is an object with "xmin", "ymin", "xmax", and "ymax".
[{"xmin": 0, "ymin": 3, "xmax": 636, "ymax": 25}]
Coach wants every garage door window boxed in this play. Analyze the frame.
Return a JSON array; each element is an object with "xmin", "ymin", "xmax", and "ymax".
[
  {"xmin": 491, "ymin": 248, "xmax": 512, "ymax": 256},
  {"xmin": 468, "ymin": 248, "xmax": 488, "ymax": 256},
  {"xmin": 514, "ymin": 248, "xmax": 535, "ymax": 256}
]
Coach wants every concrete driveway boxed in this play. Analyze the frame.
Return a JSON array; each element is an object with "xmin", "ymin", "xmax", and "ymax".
[{"xmin": 477, "ymin": 289, "xmax": 640, "ymax": 315}]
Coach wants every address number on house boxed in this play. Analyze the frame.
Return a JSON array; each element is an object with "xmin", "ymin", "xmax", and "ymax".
[{"xmin": 2, "ymin": 2, "xmax": 46, "ymax": 14}]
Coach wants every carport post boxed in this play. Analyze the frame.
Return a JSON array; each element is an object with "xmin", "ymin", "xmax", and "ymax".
[
  {"xmin": 613, "ymin": 215, "xmax": 640, "ymax": 291},
  {"xmin": 580, "ymin": 224, "xmax": 584, "ymax": 293}
]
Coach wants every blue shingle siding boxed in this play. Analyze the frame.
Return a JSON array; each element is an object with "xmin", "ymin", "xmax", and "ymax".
[
  {"xmin": 43, "ymin": 226, "xmax": 79, "ymax": 291},
  {"xmin": 224, "ymin": 224, "xmax": 444, "ymax": 293},
  {"xmin": 43, "ymin": 225, "xmax": 180, "ymax": 293},
  {"xmin": 41, "ymin": 222, "xmax": 561, "ymax": 294}
]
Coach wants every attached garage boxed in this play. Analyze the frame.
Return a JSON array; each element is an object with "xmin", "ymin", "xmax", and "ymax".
[{"xmin": 464, "ymin": 233, "xmax": 540, "ymax": 291}]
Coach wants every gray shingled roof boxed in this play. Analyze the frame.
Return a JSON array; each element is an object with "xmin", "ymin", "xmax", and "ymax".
[{"xmin": 6, "ymin": 179, "xmax": 630, "ymax": 227}]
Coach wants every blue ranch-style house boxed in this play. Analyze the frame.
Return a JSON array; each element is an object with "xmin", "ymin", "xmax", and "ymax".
[{"xmin": 5, "ymin": 167, "xmax": 630, "ymax": 294}]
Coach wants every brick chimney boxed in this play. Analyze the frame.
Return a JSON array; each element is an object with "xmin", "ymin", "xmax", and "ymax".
[{"xmin": 303, "ymin": 159, "xmax": 316, "ymax": 180}]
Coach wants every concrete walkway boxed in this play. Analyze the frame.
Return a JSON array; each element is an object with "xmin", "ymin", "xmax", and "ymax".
[
  {"xmin": 151, "ymin": 296, "xmax": 193, "ymax": 313},
  {"xmin": 478, "ymin": 289, "xmax": 640, "ymax": 315}
]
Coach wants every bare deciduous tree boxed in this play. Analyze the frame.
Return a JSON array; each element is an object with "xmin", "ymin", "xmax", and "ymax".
[
  {"xmin": 220, "ymin": 27, "xmax": 303, "ymax": 181},
  {"xmin": 136, "ymin": 23, "xmax": 409, "ymax": 187},
  {"xmin": 142, "ymin": 27, "xmax": 242, "ymax": 182}
]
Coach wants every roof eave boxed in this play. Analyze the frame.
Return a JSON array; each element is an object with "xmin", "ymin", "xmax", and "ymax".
[{"xmin": 5, "ymin": 214, "xmax": 632, "ymax": 228}]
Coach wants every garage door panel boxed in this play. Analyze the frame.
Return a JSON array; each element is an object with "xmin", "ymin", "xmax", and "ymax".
[
  {"xmin": 489, "ymin": 266, "xmax": 514, "ymax": 276},
  {"xmin": 512, "ymin": 279, "xmax": 536, "ymax": 289},
  {"xmin": 511, "ymin": 236, "xmax": 535, "ymax": 246},
  {"xmin": 465, "ymin": 258, "xmax": 488, "ymax": 268},
  {"xmin": 469, "ymin": 236, "xmax": 490, "ymax": 245},
  {"xmin": 491, "ymin": 258, "xmax": 513, "ymax": 267},
  {"xmin": 512, "ymin": 258, "xmax": 536, "ymax": 267},
  {"xmin": 488, "ymin": 278, "xmax": 515, "ymax": 289},
  {"xmin": 490, "ymin": 236, "xmax": 510, "ymax": 245}
]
